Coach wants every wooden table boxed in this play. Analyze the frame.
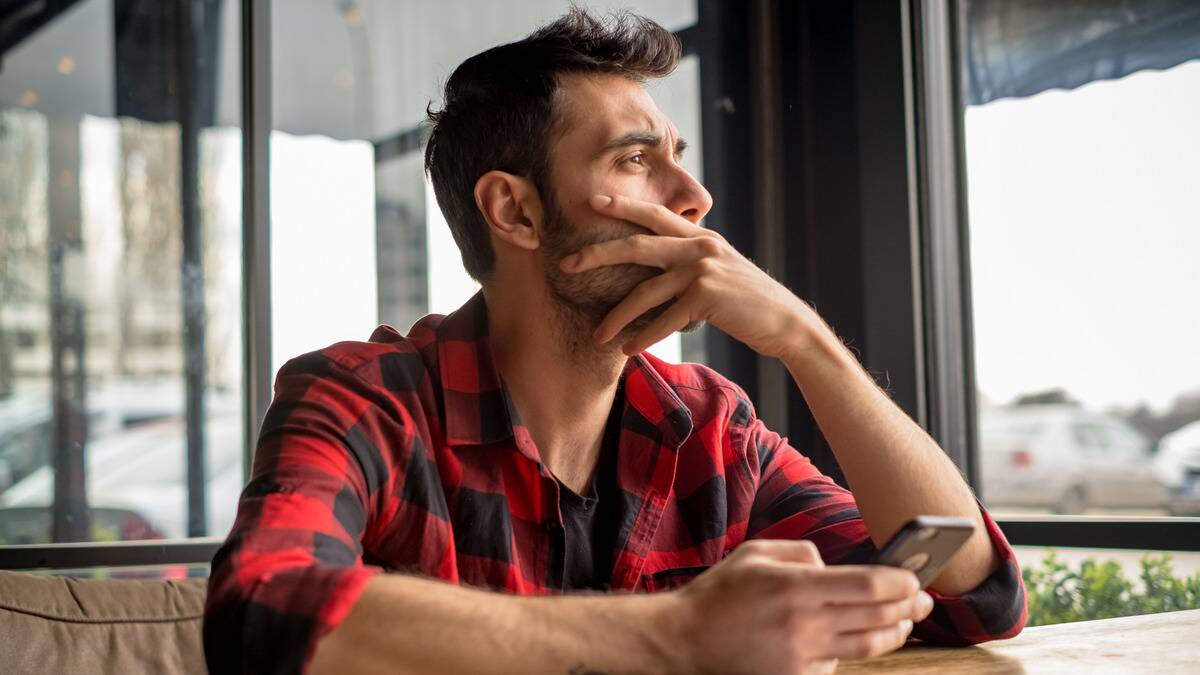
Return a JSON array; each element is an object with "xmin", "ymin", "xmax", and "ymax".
[{"xmin": 840, "ymin": 609, "xmax": 1200, "ymax": 674}]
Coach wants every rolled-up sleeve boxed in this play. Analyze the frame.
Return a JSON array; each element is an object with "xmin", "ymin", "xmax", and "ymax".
[
  {"xmin": 204, "ymin": 351, "xmax": 409, "ymax": 674},
  {"xmin": 742, "ymin": 416, "xmax": 1028, "ymax": 645}
]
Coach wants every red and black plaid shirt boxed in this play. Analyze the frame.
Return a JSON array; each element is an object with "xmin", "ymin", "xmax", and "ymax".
[{"xmin": 204, "ymin": 292, "xmax": 1027, "ymax": 674}]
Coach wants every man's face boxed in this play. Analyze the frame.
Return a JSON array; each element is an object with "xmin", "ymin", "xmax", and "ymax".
[{"xmin": 539, "ymin": 73, "xmax": 713, "ymax": 341}]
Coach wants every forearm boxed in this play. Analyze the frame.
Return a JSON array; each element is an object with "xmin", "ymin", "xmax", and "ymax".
[
  {"xmin": 780, "ymin": 319, "xmax": 998, "ymax": 595},
  {"xmin": 310, "ymin": 574, "xmax": 679, "ymax": 675}
]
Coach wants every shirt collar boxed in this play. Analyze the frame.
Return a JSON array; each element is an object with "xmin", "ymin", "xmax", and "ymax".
[{"xmin": 428, "ymin": 291, "xmax": 694, "ymax": 449}]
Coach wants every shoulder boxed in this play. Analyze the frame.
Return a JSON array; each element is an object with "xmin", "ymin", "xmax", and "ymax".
[
  {"xmin": 639, "ymin": 352, "xmax": 756, "ymax": 429},
  {"xmin": 274, "ymin": 313, "xmax": 447, "ymax": 395}
]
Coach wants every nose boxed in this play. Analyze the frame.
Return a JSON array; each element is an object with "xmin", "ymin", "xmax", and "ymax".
[{"xmin": 664, "ymin": 166, "xmax": 713, "ymax": 224}]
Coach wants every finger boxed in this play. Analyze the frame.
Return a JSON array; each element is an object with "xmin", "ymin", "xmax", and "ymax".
[
  {"xmin": 620, "ymin": 290, "xmax": 699, "ymax": 355},
  {"xmin": 561, "ymin": 234, "xmax": 697, "ymax": 273},
  {"xmin": 735, "ymin": 539, "xmax": 826, "ymax": 567},
  {"xmin": 830, "ymin": 592, "xmax": 933, "ymax": 633},
  {"xmin": 802, "ymin": 565, "xmax": 920, "ymax": 604},
  {"xmin": 824, "ymin": 619, "xmax": 913, "ymax": 660},
  {"xmin": 591, "ymin": 194, "xmax": 704, "ymax": 238},
  {"xmin": 595, "ymin": 270, "xmax": 693, "ymax": 344},
  {"xmin": 810, "ymin": 659, "xmax": 839, "ymax": 675}
]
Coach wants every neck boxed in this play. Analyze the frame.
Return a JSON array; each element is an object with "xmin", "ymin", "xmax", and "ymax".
[{"xmin": 482, "ymin": 282, "xmax": 626, "ymax": 484}]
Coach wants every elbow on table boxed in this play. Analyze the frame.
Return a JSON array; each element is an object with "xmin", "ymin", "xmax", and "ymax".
[{"xmin": 917, "ymin": 562, "xmax": 1029, "ymax": 646}]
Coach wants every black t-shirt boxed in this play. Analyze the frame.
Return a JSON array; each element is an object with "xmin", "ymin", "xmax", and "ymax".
[{"xmin": 552, "ymin": 383, "xmax": 625, "ymax": 591}]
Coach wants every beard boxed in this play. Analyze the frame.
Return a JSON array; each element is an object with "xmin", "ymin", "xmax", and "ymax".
[{"xmin": 540, "ymin": 190, "xmax": 703, "ymax": 355}]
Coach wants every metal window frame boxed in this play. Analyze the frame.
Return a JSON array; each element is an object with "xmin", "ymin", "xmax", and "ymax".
[
  {"xmin": 0, "ymin": 538, "xmax": 224, "ymax": 571},
  {"xmin": 769, "ymin": 0, "xmax": 928, "ymax": 488},
  {"xmin": 242, "ymin": 0, "xmax": 273, "ymax": 482}
]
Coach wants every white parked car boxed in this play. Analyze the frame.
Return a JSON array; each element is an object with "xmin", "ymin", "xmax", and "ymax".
[
  {"xmin": 979, "ymin": 405, "xmax": 1168, "ymax": 514},
  {"xmin": 0, "ymin": 409, "xmax": 243, "ymax": 542},
  {"xmin": 1153, "ymin": 420, "xmax": 1200, "ymax": 516}
]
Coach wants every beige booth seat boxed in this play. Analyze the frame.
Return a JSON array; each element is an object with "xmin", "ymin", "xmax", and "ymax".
[{"xmin": 0, "ymin": 570, "xmax": 207, "ymax": 674}]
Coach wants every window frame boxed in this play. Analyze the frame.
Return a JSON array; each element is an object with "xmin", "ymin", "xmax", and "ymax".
[{"xmin": 0, "ymin": 0, "xmax": 707, "ymax": 571}]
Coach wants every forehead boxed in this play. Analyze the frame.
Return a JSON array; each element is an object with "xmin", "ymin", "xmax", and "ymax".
[{"xmin": 553, "ymin": 73, "xmax": 677, "ymax": 148}]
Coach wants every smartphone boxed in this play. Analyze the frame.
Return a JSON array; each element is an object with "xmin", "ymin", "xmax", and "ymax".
[{"xmin": 870, "ymin": 516, "xmax": 976, "ymax": 588}]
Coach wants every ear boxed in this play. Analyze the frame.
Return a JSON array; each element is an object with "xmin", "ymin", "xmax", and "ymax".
[{"xmin": 474, "ymin": 171, "xmax": 543, "ymax": 252}]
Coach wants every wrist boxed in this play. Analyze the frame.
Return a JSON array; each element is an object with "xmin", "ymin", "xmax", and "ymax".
[
  {"xmin": 777, "ymin": 306, "xmax": 847, "ymax": 371},
  {"xmin": 642, "ymin": 590, "xmax": 698, "ymax": 675}
]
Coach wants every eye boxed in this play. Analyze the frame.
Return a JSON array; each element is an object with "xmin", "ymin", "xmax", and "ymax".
[{"xmin": 624, "ymin": 153, "xmax": 646, "ymax": 166}]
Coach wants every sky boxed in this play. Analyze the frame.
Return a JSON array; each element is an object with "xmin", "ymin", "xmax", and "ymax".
[{"xmin": 965, "ymin": 60, "xmax": 1200, "ymax": 413}]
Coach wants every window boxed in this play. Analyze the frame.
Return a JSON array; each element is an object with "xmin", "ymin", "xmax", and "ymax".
[
  {"xmin": 4, "ymin": 0, "xmax": 1190, "ymax": 599},
  {"xmin": 0, "ymin": 0, "xmax": 717, "ymax": 572},
  {"xmin": 0, "ymin": 0, "xmax": 244, "ymax": 545},
  {"xmin": 961, "ymin": 2, "xmax": 1200, "ymax": 521}
]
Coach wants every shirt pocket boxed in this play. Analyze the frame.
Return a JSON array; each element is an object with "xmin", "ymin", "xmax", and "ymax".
[{"xmin": 642, "ymin": 565, "xmax": 711, "ymax": 592}]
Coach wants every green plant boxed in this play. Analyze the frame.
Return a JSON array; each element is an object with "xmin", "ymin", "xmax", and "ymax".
[{"xmin": 1021, "ymin": 549, "xmax": 1200, "ymax": 626}]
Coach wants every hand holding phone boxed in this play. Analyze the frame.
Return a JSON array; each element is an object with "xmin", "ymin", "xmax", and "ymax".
[{"xmin": 870, "ymin": 516, "xmax": 976, "ymax": 588}]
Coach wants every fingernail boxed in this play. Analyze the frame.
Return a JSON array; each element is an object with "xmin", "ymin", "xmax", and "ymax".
[
  {"xmin": 917, "ymin": 591, "xmax": 933, "ymax": 613},
  {"xmin": 560, "ymin": 254, "xmax": 579, "ymax": 270},
  {"xmin": 899, "ymin": 619, "xmax": 913, "ymax": 634},
  {"xmin": 591, "ymin": 194, "xmax": 613, "ymax": 208}
]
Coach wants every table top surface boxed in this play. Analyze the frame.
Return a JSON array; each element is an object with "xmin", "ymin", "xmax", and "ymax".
[{"xmin": 840, "ymin": 609, "xmax": 1200, "ymax": 674}]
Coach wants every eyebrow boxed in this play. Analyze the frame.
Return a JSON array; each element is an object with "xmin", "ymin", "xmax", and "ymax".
[{"xmin": 600, "ymin": 131, "xmax": 689, "ymax": 159}]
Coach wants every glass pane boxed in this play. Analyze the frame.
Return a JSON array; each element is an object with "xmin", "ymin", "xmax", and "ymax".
[
  {"xmin": 1016, "ymin": 547, "xmax": 1200, "ymax": 625},
  {"xmin": 270, "ymin": 0, "xmax": 701, "ymax": 369},
  {"xmin": 962, "ymin": 7, "xmax": 1200, "ymax": 518},
  {"xmin": 0, "ymin": 0, "xmax": 244, "ymax": 544}
]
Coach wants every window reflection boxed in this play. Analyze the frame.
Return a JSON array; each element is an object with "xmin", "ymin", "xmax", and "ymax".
[{"xmin": 0, "ymin": 0, "xmax": 243, "ymax": 543}]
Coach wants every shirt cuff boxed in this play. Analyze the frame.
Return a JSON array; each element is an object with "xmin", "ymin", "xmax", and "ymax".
[
  {"xmin": 241, "ymin": 563, "xmax": 383, "ymax": 674},
  {"xmin": 915, "ymin": 505, "xmax": 1028, "ymax": 645}
]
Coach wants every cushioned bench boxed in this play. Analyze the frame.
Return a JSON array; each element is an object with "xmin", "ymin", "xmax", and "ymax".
[{"xmin": 0, "ymin": 570, "xmax": 208, "ymax": 674}]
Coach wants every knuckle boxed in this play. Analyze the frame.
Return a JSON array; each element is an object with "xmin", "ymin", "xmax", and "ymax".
[
  {"xmin": 867, "ymin": 631, "xmax": 893, "ymax": 657},
  {"xmin": 863, "ymin": 572, "xmax": 890, "ymax": 600},
  {"xmin": 739, "ymin": 539, "xmax": 771, "ymax": 556},
  {"xmin": 738, "ymin": 555, "xmax": 773, "ymax": 577},
  {"xmin": 782, "ymin": 609, "xmax": 817, "ymax": 640},
  {"xmin": 693, "ymin": 258, "xmax": 718, "ymax": 277},
  {"xmin": 849, "ymin": 637, "xmax": 874, "ymax": 660},
  {"xmin": 695, "ymin": 236, "xmax": 722, "ymax": 257},
  {"xmin": 865, "ymin": 605, "xmax": 890, "ymax": 626},
  {"xmin": 856, "ymin": 572, "xmax": 880, "ymax": 597},
  {"xmin": 877, "ymin": 631, "xmax": 898, "ymax": 656}
]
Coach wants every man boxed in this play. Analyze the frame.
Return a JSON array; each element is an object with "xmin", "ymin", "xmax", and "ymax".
[{"xmin": 205, "ymin": 9, "xmax": 1025, "ymax": 675}]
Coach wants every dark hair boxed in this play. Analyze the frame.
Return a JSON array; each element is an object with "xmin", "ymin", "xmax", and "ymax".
[{"xmin": 424, "ymin": 8, "xmax": 680, "ymax": 281}]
